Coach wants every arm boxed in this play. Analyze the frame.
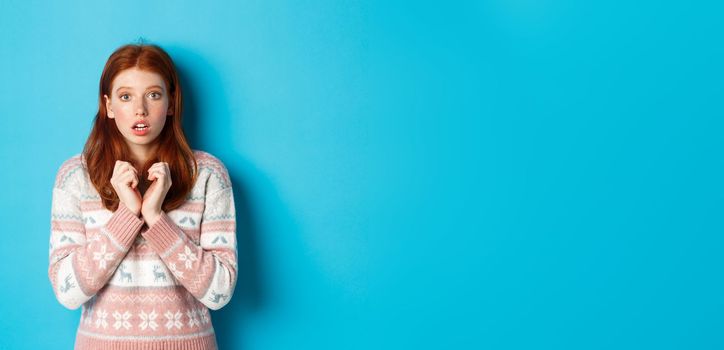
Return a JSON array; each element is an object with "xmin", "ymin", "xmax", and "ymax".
[
  {"xmin": 48, "ymin": 187, "xmax": 144, "ymax": 310},
  {"xmin": 141, "ymin": 187, "xmax": 238, "ymax": 310}
]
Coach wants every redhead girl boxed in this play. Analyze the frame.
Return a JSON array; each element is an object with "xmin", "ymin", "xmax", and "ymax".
[{"xmin": 48, "ymin": 43, "xmax": 237, "ymax": 350}]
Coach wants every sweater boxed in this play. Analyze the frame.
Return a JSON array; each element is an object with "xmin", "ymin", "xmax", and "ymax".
[{"xmin": 48, "ymin": 150, "xmax": 237, "ymax": 350}]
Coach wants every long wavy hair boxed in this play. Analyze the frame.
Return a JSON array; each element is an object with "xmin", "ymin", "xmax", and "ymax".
[{"xmin": 82, "ymin": 43, "xmax": 198, "ymax": 212}]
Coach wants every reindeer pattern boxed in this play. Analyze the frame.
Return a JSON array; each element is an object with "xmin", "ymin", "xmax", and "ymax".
[
  {"xmin": 209, "ymin": 291, "xmax": 228, "ymax": 304},
  {"xmin": 59, "ymin": 274, "xmax": 75, "ymax": 293},
  {"xmin": 153, "ymin": 265, "xmax": 167, "ymax": 282},
  {"xmin": 51, "ymin": 151, "xmax": 236, "ymax": 319},
  {"xmin": 118, "ymin": 264, "xmax": 132, "ymax": 282}
]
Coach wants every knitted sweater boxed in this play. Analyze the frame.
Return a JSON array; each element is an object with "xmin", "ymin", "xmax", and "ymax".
[{"xmin": 48, "ymin": 150, "xmax": 237, "ymax": 350}]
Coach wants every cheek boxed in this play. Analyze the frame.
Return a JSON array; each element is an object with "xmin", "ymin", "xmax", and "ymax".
[
  {"xmin": 112, "ymin": 104, "xmax": 134, "ymax": 118},
  {"xmin": 152, "ymin": 115, "xmax": 168, "ymax": 133}
]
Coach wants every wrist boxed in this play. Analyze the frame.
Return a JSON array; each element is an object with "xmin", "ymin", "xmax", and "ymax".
[
  {"xmin": 120, "ymin": 202, "xmax": 141, "ymax": 216},
  {"xmin": 143, "ymin": 211, "xmax": 162, "ymax": 226}
]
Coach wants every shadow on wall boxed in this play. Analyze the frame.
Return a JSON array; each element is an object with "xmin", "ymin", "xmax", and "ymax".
[{"xmin": 172, "ymin": 46, "xmax": 266, "ymax": 349}]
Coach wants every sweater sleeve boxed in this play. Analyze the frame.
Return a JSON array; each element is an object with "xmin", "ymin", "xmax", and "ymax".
[
  {"xmin": 48, "ymin": 187, "xmax": 144, "ymax": 310},
  {"xmin": 141, "ymin": 187, "xmax": 238, "ymax": 310}
]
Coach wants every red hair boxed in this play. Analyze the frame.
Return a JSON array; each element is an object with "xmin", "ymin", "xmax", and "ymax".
[{"xmin": 82, "ymin": 43, "xmax": 198, "ymax": 212}]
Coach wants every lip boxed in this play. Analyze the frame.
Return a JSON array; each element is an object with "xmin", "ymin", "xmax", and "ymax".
[
  {"xmin": 131, "ymin": 126, "xmax": 150, "ymax": 136},
  {"xmin": 132, "ymin": 119, "xmax": 150, "ymax": 128},
  {"xmin": 131, "ymin": 119, "xmax": 151, "ymax": 136}
]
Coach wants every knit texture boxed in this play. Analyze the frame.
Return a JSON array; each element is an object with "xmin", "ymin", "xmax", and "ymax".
[{"xmin": 48, "ymin": 150, "xmax": 237, "ymax": 350}]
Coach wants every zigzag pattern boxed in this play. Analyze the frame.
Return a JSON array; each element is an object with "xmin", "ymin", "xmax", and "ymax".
[
  {"xmin": 70, "ymin": 232, "xmax": 124, "ymax": 295},
  {"xmin": 54, "ymin": 155, "xmax": 83, "ymax": 190},
  {"xmin": 177, "ymin": 201, "xmax": 205, "ymax": 212},
  {"xmin": 48, "ymin": 150, "xmax": 237, "ymax": 340},
  {"xmin": 80, "ymin": 201, "xmax": 105, "ymax": 211},
  {"xmin": 52, "ymin": 213, "xmax": 84, "ymax": 221},
  {"xmin": 74, "ymin": 248, "xmax": 100, "ymax": 295},
  {"xmin": 198, "ymin": 166, "xmax": 232, "ymax": 191},
  {"xmin": 104, "ymin": 293, "xmax": 183, "ymax": 303},
  {"xmin": 80, "ymin": 193, "xmax": 100, "ymax": 200},
  {"xmin": 200, "ymin": 221, "xmax": 235, "ymax": 232},
  {"xmin": 171, "ymin": 244, "xmax": 216, "ymax": 297},
  {"xmin": 195, "ymin": 151, "xmax": 232, "ymax": 189},
  {"xmin": 203, "ymin": 214, "xmax": 235, "ymax": 221},
  {"xmin": 52, "ymin": 220, "xmax": 86, "ymax": 233}
]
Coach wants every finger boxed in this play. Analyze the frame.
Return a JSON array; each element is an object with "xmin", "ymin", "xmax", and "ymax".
[
  {"xmin": 123, "ymin": 166, "xmax": 139, "ymax": 182},
  {"xmin": 152, "ymin": 163, "xmax": 170, "ymax": 177},
  {"xmin": 121, "ymin": 163, "xmax": 138, "ymax": 175},
  {"xmin": 150, "ymin": 163, "xmax": 167, "ymax": 173},
  {"xmin": 114, "ymin": 161, "xmax": 131, "ymax": 177},
  {"xmin": 147, "ymin": 164, "xmax": 162, "ymax": 176},
  {"xmin": 148, "ymin": 168, "xmax": 161, "ymax": 181},
  {"xmin": 149, "ymin": 163, "xmax": 165, "ymax": 172},
  {"xmin": 115, "ymin": 163, "xmax": 134, "ymax": 179},
  {"xmin": 151, "ymin": 167, "xmax": 168, "ymax": 179},
  {"xmin": 151, "ymin": 169, "xmax": 166, "ymax": 182},
  {"xmin": 120, "ymin": 172, "xmax": 136, "ymax": 186},
  {"xmin": 122, "ymin": 169, "xmax": 137, "ymax": 181}
]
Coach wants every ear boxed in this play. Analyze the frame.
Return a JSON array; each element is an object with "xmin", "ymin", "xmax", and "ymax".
[
  {"xmin": 167, "ymin": 102, "xmax": 174, "ymax": 116},
  {"xmin": 104, "ymin": 94, "xmax": 114, "ymax": 119}
]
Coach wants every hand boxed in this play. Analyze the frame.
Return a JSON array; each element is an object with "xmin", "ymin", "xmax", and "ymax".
[
  {"xmin": 110, "ymin": 160, "xmax": 142, "ymax": 216},
  {"xmin": 141, "ymin": 162, "xmax": 172, "ymax": 226}
]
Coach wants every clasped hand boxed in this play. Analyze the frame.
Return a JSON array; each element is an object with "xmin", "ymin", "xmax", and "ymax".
[{"xmin": 110, "ymin": 160, "xmax": 172, "ymax": 226}]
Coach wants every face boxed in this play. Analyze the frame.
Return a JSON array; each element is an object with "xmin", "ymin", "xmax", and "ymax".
[{"xmin": 104, "ymin": 67, "xmax": 173, "ymax": 151}]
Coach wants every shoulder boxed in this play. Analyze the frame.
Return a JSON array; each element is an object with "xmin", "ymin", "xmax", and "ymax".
[
  {"xmin": 53, "ymin": 153, "xmax": 87, "ymax": 191},
  {"xmin": 193, "ymin": 150, "xmax": 227, "ymax": 168},
  {"xmin": 192, "ymin": 150, "xmax": 232, "ymax": 191}
]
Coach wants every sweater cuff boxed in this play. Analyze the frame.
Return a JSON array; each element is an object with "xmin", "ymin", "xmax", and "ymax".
[
  {"xmin": 142, "ymin": 211, "xmax": 182, "ymax": 255},
  {"xmin": 106, "ymin": 202, "xmax": 144, "ymax": 249}
]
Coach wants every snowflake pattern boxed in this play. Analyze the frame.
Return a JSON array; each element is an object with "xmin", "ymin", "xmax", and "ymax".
[
  {"xmin": 168, "ymin": 262, "xmax": 184, "ymax": 278},
  {"xmin": 92, "ymin": 244, "xmax": 114, "ymax": 270},
  {"xmin": 138, "ymin": 310, "xmax": 158, "ymax": 331},
  {"xmin": 90, "ymin": 308, "xmax": 207, "ymax": 332},
  {"xmin": 113, "ymin": 310, "xmax": 132, "ymax": 330},
  {"xmin": 94, "ymin": 309, "xmax": 108, "ymax": 329},
  {"xmin": 165, "ymin": 310, "xmax": 183, "ymax": 330},
  {"xmin": 177, "ymin": 245, "xmax": 198, "ymax": 270},
  {"xmin": 186, "ymin": 309, "xmax": 200, "ymax": 328}
]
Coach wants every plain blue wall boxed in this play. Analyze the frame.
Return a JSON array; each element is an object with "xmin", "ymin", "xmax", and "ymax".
[{"xmin": 1, "ymin": 1, "xmax": 722, "ymax": 349}]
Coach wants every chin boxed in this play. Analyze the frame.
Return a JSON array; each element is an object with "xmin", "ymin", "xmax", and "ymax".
[{"xmin": 126, "ymin": 135, "xmax": 161, "ymax": 145}]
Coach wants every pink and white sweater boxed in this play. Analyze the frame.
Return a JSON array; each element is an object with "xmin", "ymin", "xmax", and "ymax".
[{"xmin": 48, "ymin": 150, "xmax": 237, "ymax": 350}]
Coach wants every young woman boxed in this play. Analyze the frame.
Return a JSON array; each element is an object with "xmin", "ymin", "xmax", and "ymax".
[{"xmin": 48, "ymin": 43, "xmax": 237, "ymax": 350}]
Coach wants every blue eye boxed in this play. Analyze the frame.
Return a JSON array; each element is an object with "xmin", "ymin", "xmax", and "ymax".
[
  {"xmin": 120, "ymin": 94, "xmax": 130, "ymax": 101},
  {"xmin": 149, "ymin": 92, "xmax": 161, "ymax": 99}
]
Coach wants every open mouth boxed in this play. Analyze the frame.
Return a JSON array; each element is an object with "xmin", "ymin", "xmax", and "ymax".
[{"xmin": 132, "ymin": 122, "xmax": 150, "ymax": 131}]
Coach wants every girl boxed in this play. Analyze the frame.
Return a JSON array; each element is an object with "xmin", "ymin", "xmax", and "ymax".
[{"xmin": 48, "ymin": 43, "xmax": 237, "ymax": 350}]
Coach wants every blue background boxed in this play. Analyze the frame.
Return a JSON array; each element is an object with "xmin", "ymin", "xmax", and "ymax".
[{"xmin": 1, "ymin": 1, "xmax": 722, "ymax": 349}]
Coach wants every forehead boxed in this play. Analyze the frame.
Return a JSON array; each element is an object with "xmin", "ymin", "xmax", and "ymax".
[{"xmin": 112, "ymin": 68, "xmax": 167, "ymax": 91}]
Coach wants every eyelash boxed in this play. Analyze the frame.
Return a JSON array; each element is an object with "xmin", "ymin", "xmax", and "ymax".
[{"xmin": 119, "ymin": 92, "xmax": 162, "ymax": 101}]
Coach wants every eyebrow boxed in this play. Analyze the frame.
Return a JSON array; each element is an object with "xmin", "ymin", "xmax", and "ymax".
[{"xmin": 116, "ymin": 85, "xmax": 164, "ymax": 92}]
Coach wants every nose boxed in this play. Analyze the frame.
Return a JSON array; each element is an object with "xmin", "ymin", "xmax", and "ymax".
[{"xmin": 135, "ymin": 100, "xmax": 148, "ymax": 117}]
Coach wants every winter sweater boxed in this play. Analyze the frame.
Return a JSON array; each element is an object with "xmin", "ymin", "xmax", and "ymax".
[{"xmin": 48, "ymin": 150, "xmax": 237, "ymax": 350}]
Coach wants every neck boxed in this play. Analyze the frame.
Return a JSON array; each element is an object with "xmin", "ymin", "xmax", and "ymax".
[{"xmin": 127, "ymin": 142, "xmax": 159, "ymax": 167}]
